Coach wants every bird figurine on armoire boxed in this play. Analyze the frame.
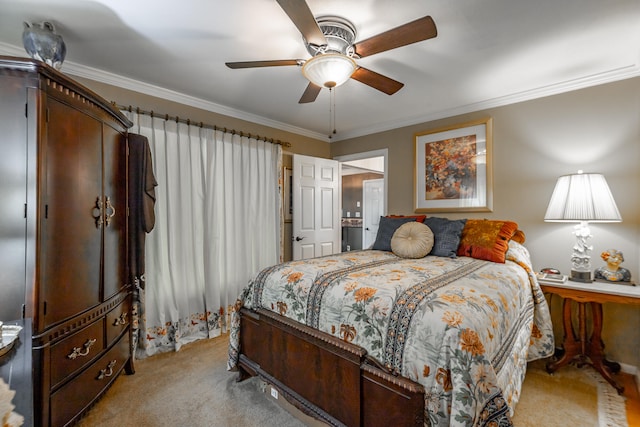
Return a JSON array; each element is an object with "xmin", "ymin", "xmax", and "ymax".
[{"xmin": 22, "ymin": 21, "xmax": 67, "ymax": 69}]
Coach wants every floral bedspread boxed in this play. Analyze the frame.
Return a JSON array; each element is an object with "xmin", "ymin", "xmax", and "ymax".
[{"xmin": 228, "ymin": 241, "xmax": 554, "ymax": 426}]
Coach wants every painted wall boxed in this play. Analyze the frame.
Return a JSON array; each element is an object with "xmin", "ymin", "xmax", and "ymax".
[{"xmin": 331, "ymin": 77, "xmax": 640, "ymax": 369}]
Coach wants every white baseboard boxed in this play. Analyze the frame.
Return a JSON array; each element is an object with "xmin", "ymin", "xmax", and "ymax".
[{"xmin": 619, "ymin": 362, "xmax": 639, "ymax": 393}]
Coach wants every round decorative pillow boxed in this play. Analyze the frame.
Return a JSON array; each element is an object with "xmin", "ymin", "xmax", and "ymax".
[{"xmin": 391, "ymin": 221, "xmax": 434, "ymax": 259}]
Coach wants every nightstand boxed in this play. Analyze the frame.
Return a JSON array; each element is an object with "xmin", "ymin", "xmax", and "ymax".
[{"xmin": 538, "ymin": 279, "xmax": 640, "ymax": 394}]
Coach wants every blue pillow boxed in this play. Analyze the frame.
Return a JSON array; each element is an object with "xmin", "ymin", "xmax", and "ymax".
[
  {"xmin": 423, "ymin": 217, "xmax": 467, "ymax": 258},
  {"xmin": 372, "ymin": 216, "xmax": 417, "ymax": 251}
]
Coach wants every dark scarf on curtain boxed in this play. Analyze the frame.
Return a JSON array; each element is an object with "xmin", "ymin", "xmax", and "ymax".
[{"xmin": 128, "ymin": 133, "xmax": 158, "ymax": 288}]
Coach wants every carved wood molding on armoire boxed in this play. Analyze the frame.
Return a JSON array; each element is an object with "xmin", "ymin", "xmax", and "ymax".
[{"xmin": 0, "ymin": 55, "xmax": 135, "ymax": 426}]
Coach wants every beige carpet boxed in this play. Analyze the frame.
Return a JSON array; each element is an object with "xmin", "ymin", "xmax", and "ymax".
[
  {"xmin": 512, "ymin": 360, "xmax": 598, "ymax": 426},
  {"xmin": 76, "ymin": 335, "xmax": 626, "ymax": 426},
  {"xmin": 77, "ymin": 336, "xmax": 305, "ymax": 427},
  {"xmin": 513, "ymin": 359, "xmax": 628, "ymax": 427}
]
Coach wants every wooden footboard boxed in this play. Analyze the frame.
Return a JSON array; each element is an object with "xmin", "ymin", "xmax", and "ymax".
[{"xmin": 237, "ymin": 307, "xmax": 425, "ymax": 427}]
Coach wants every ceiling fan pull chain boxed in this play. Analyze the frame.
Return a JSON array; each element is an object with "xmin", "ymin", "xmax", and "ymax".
[
  {"xmin": 328, "ymin": 87, "xmax": 333, "ymax": 139},
  {"xmin": 332, "ymin": 88, "xmax": 337, "ymax": 137}
]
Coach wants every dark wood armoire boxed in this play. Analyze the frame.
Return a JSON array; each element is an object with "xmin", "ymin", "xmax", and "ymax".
[{"xmin": 0, "ymin": 56, "xmax": 134, "ymax": 426}]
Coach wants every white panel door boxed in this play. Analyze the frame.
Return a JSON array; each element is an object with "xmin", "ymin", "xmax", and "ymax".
[
  {"xmin": 362, "ymin": 179, "xmax": 384, "ymax": 249},
  {"xmin": 292, "ymin": 154, "xmax": 340, "ymax": 260}
]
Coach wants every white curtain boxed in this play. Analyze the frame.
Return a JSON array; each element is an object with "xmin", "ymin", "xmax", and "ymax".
[{"xmin": 124, "ymin": 111, "xmax": 282, "ymax": 358}]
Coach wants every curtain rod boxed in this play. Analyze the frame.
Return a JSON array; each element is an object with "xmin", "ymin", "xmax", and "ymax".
[{"xmin": 113, "ymin": 103, "xmax": 292, "ymax": 148}]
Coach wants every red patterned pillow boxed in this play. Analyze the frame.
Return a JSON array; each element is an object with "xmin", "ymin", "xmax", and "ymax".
[
  {"xmin": 457, "ymin": 219, "xmax": 518, "ymax": 263},
  {"xmin": 386, "ymin": 214, "xmax": 426, "ymax": 223}
]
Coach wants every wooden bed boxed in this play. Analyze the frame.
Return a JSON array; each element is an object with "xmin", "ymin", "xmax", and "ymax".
[
  {"xmin": 236, "ymin": 306, "xmax": 425, "ymax": 426},
  {"xmin": 228, "ymin": 220, "xmax": 554, "ymax": 427}
]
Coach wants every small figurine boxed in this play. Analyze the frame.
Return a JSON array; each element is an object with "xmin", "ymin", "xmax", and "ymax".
[
  {"xmin": 594, "ymin": 249, "xmax": 631, "ymax": 282},
  {"xmin": 22, "ymin": 21, "xmax": 67, "ymax": 70}
]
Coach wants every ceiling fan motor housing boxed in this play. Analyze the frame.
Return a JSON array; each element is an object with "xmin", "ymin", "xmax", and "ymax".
[{"xmin": 305, "ymin": 16, "xmax": 357, "ymax": 57}]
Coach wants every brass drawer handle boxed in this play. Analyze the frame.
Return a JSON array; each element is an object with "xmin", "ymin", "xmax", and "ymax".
[
  {"xmin": 112, "ymin": 312, "xmax": 127, "ymax": 326},
  {"xmin": 97, "ymin": 360, "xmax": 117, "ymax": 380},
  {"xmin": 105, "ymin": 196, "xmax": 116, "ymax": 227},
  {"xmin": 67, "ymin": 338, "xmax": 97, "ymax": 360}
]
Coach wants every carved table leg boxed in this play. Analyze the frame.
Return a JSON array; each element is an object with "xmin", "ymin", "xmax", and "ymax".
[
  {"xmin": 546, "ymin": 298, "xmax": 625, "ymax": 394},
  {"xmin": 587, "ymin": 302, "xmax": 624, "ymax": 394},
  {"xmin": 547, "ymin": 298, "xmax": 581, "ymax": 373}
]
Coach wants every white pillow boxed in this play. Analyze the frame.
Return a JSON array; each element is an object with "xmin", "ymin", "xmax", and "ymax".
[{"xmin": 391, "ymin": 222, "xmax": 434, "ymax": 259}]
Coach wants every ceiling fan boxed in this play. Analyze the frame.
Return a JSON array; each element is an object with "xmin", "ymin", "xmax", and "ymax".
[{"xmin": 225, "ymin": 0, "xmax": 437, "ymax": 104}]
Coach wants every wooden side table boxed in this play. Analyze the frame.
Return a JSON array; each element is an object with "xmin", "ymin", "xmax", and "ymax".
[{"xmin": 539, "ymin": 279, "xmax": 640, "ymax": 394}]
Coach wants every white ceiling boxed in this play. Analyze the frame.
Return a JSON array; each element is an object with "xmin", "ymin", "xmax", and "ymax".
[{"xmin": 0, "ymin": 0, "xmax": 639, "ymax": 142}]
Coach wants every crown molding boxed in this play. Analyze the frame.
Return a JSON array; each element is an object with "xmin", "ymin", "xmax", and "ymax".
[
  {"xmin": 0, "ymin": 42, "xmax": 329, "ymax": 142},
  {"xmin": 330, "ymin": 63, "xmax": 640, "ymax": 142},
  {"xmin": 2, "ymin": 41, "xmax": 638, "ymax": 144}
]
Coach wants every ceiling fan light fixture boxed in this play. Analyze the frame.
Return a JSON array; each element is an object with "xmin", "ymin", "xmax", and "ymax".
[{"xmin": 302, "ymin": 53, "xmax": 357, "ymax": 88}]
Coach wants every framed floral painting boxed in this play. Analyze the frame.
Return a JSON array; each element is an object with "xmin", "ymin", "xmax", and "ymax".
[{"xmin": 414, "ymin": 118, "xmax": 493, "ymax": 212}]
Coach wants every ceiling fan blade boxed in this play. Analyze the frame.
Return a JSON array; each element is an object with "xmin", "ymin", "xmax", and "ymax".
[
  {"xmin": 225, "ymin": 59, "xmax": 302, "ymax": 69},
  {"xmin": 299, "ymin": 82, "xmax": 322, "ymax": 104},
  {"xmin": 350, "ymin": 67, "xmax": 404, "ymax": 95},
  {"xmin": 275, "ymin": 0, "xmax": 327, "ymax": 47},
  {"xmin": 353, "ymin": 16, "xmax": 437, "ymax": 58}
]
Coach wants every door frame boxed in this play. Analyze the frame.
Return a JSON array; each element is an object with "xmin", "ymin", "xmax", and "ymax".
[
  {"xmin": 362, "ymin": 178, "xmax": 385, "ymax": 250},
  {"xmin": 334, "ymin": 148, "xmax": 388, "ymax": 217}
]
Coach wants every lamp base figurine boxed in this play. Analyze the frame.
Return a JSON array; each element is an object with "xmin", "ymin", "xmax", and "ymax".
[{"xmin": 570, "ymin": 269, "xmax": 593, "ymax": 283}]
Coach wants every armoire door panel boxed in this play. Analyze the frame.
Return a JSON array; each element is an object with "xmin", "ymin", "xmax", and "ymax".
[
  {"xmin": 0, "ymin": 76, "xmax": 28, "ymax": 321},
  {"xmin": 41, "ymin": 99, "xmax": 102, "ymax": 327},
  {"xmin": 102, "ymin": 126, "xmax": 127, "ymax": 300}
]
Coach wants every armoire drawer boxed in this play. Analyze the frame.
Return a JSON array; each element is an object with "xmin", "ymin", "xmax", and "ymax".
[
  {"xmin": 50, "ymin": 319, "xmax": 105, "ymax": 388},
  {"xmin": 50, "ymin": 333, "xmax": 129, "ymax": 427},
  {"xmin": 106, "ymin": 298, "xmax": 130, "ymax": 346}
]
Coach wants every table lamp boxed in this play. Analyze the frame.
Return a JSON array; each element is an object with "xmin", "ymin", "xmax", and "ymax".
[{"xmin": 544, "ymin": 171, "xmax": 622, "ymax": 282}]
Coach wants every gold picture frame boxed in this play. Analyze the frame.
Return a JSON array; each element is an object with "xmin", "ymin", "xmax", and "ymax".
[{"xmin": 414, "ymin": 117, "xmax": 493, "ymax": 212}]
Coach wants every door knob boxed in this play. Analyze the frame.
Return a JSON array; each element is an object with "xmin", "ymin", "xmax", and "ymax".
[{"xmin": 295, "ymin": 236, "xmax": 305, "ymax": 241}]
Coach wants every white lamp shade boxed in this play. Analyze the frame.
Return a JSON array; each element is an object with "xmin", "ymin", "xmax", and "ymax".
[
  {"xmin": 302, "ymin": 54, "xmax": 357, "ymax": 88},
  {"xmin": 544, "ymin": 172, "xmax": 622, "ymax": 222}
]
